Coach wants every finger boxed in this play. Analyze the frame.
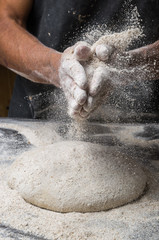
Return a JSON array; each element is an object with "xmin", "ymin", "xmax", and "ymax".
[
  {"xmin": 95, "ymin": 44, "xmax": 114, "ymax": 61},
  {"xmin": 79, "ymin": 108, "xmax": 90, "ymax": 119},
  {"xmin": 68, "ymin": 108, "xmax": 84, "ymax": 121},
  {"xmin": 86, "ymin": 96, "xmax": 99, "ymax": 114},
  {"xmin": 68, "ymin": 98, "xmax": 82, "ymax": 112},
  {"xmin": 61, "ymin": 76, "xmax": 87, "ymax": 105},
  {"xmin": 63, "ymin": 59, "xmax": 87, "ymax": 89},
  {"xmin": 73, "ymin": 85, "xmax": 87, "ymax": 105},
  {"xmin": 83, "ymin": 96, "xmax": 94, "ymax": 112},
  {"xmin": 89, "ymin": 67, "xmax": 109, "ymax": 96},
  {"xmin": 74, "ymin": 43, "xmax": 92, "ymax": 61},
  {"xmin": 61, "ymin": 75, "xmax": 75, "ymax": 97},
  {"xmin": 68, "ymin": 107, "xmax": 78, "ymax": 119},
  {"xmin": 60, "ymin": 76, "xmax": 74, "ymax": 99},
  {"xmin": 86, "ymin": 92, "xmax": 109, "ymax": 115}
]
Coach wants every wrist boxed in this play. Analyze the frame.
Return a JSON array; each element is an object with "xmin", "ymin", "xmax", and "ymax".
[{"xmin": 49, "ymin": 49, "xmax": 62, "ymax": 87}]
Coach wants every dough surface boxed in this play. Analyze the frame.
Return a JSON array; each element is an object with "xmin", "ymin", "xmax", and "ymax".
[{"xmin": 8, "ymin": 141, "xmax": 147, "ymax": 213}]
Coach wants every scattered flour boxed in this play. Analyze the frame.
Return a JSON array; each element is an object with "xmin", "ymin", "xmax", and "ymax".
[
  {"xmin": 62, "ymin": 5, "xmax": 150, "ymax": 122},
  {"xmin": 5, "ymin": 26, "xmax": 148, "ymax": 219},
  {"xmin": 91, "ymin": 28, "xmax": 142, "ymax": 53},
  {"xmin": 0, "ymin": 4, "xmax": 158, "ymax": 239},
  {"xmin": 82, "ymin": 27, "xmax": 144, "ymax": 93},
  {"xmin": 0, "ymin": 155, "xmax": 158, "ymax": 240},
  {"xmin": 0, "ymin": 122, "xmax": 61, "ymax": 147},
  {"xmin": 0, "ymin": 121, "xmax": 159, "ymax": 239},
  {"xmin": 61, "ymin": 26, "xmax": 145, "ymax": 120}
]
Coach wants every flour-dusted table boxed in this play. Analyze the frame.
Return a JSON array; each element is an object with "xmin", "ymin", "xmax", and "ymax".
[{"xmin": 0, "ymin": 118, "xmax": 159, "ymax": 240}]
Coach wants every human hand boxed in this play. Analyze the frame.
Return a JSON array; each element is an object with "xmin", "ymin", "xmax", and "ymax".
[
  {"xmin": 79, "ymin": 33, "xmax": 159, "ymax": 118},
  {"xmin": 59, "ymin": 41, "xmax": 92, "ymax": 120},
  {"xmin": 71, "ymin": 43, "xmax": 117, "ymax": 118},
  {"xmin": 81, "ymin": 58, "xmax": 147, "ymax": 117},
  {"xmin": 82, "ymin": 64, "xmax": 115, "ymax": 115}
]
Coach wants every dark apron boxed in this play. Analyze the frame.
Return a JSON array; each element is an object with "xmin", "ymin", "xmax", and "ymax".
[{"xmin": 8, "ymin": 0, "xmax": 159, "ymax": 121}]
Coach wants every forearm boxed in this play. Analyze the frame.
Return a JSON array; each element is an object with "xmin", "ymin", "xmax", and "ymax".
[
  {"xmin": 0, "ymin": 15, "xmax": 62, "ymax": 87},
  {"xmin": 128, "ymin": 40, "xmax": 159, "ymax": 80}
]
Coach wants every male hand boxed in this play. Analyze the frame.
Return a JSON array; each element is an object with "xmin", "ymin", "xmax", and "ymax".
[
  {"xmin": 59, "ymin": 41, "xmax": 92, "ymax": 120},
  {"xmin": 60, "ymin": 42, "xmax": 116, "ymax": 119},
  {"xmin": 94, "ymin": 40, "xmax": 159, "ymax": 79},
  {"xmin": 79, "ymin": 44, "xmax": 116, "ymax": 117},
  {"xmin": 81, "ymin": 43, "xmax": 150, "ymax": 116}
]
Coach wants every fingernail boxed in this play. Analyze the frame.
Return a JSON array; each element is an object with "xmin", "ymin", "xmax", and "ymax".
[{"xmin": 74, "ymin": 45, "xmax": 92, "ymax": 61}]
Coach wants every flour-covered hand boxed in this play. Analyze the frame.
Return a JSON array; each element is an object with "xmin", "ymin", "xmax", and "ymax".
[
  {"xmin": 59, "ymin": 42, "xmax": 92, "ymax": 120},
  {"xmin": 83, "ymin": 65, "xmax": 113, "ymax": 114}
]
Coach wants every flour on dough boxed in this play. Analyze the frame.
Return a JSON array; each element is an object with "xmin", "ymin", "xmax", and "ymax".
[{"xmin": 8, "ymin": 141, "xmax": 147, "ymax": 213}]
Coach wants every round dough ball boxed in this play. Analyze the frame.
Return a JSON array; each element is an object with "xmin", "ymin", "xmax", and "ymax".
[{"xmin": 8, "ymin": 141, "xmax": 147, "ymax": 213}]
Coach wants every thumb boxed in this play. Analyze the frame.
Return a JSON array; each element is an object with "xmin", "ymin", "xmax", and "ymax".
[
  {"xmin": 94, "ymin": 44, "xmax": 115, "ymax": 61},
  {"xmin": 74, "ymin": 42, "xmax": 92, "ymax": 61}
]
